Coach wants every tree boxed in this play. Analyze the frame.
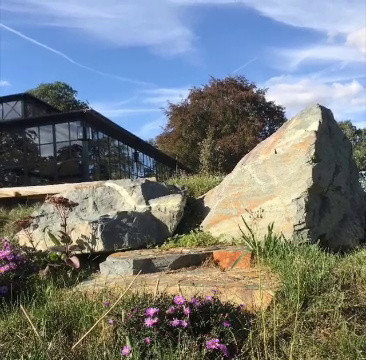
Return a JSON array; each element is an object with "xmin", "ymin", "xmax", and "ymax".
[
  {"xmin": 156, "ymin": 76, "xmax": 286, "ymax": 173},
  {"xmin": 29, "ymin": 81, "xmax": 89, "ymax": 111},
  {"xmin": 339, "ymin": 120, "xmax": 366, "ymax": 171}
]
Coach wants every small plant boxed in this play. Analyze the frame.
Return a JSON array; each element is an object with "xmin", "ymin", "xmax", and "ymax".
[
  {"xmin": 46, "ymin": 196, "xmax": 83, "ymax": 269},
  {"xmin": 13, "ymin": 215, "xmax": 38, "ymax": 250},
  {"xmin": 239, "ymin": 217, "xmax": 289, "ymax": 260},
  {"xmin": 160, "ymin": 230, "xmax": 227, "ymax": 250},
  {"xmin": 107, "ymin": 292, "xmax": 252, "ymax": 358}
]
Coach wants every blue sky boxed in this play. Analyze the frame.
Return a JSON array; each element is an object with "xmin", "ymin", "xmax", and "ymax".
[{"xmin": 0, "ymin": 0, "xmax": 365, "ymax": 139}]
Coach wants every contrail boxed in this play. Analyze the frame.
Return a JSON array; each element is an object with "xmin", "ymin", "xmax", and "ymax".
[
  {"xmin": 232, "ymin": 57, "xmax": 257, "ymax": 74},
  {"xmin": 0, "ymin": 23, "xmax": 152, "ymax": 87}
]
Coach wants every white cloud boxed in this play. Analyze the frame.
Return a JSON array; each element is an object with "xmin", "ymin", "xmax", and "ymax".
[
  {"xmin": 136, "ymin": 118, "xmax": 167, "ymax": 139},
  {"xmin": 90, "ymin": 101, "xmax": 161, "ymax": 118},
  {"xmin": 347, "ymin": 27, "xmax": 366, "ymax": 55},
  {"xmin": 142, "ymin": 87, "xmax": 190, "ymax": 106},
  {"xmin": 0, "ymin": 80, "xmax": 11, "ymax": 87},
  {"xmin": 275, "ymin": 44, "xmax": 365, "ymax": 70},
  {"xmin": 2, "ymin": 0, "xmax": 194, "ymax": 56},
  {"xmin": 265, "ymin": 76, "xmax": 366, "ymax": 122},
  {"xmin": 3, "ymin": 0, "xmax": 365, "ymax": 59}
]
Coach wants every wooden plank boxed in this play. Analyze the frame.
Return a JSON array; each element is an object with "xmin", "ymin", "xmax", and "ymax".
[
  {"xmin": 0, "ymin": 181, "xmax": 106, "ymax": 199},
  {"xmin": 0, "ymin": 177, "xmax": 157, "ymax": 199}
]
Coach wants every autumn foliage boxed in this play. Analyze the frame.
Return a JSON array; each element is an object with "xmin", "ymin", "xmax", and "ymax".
[{"xmin": 156, "ymin": 76, "xmax": 286, "ymax": 173}]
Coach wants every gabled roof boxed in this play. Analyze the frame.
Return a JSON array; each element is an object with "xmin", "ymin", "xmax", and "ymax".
[{"xmin": 0, "ymin": 92, "xmax": 61, "ymax": 115}]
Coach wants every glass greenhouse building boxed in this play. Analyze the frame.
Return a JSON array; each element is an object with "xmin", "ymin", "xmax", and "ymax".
[{"xmin": 0, "ymin": 93, "xmax": 190, "ymax": 187}]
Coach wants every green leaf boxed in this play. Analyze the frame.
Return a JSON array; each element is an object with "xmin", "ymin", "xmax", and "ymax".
[{"xmin": 48, "ymin": 231, "xmax": 61, "ymax": 246}]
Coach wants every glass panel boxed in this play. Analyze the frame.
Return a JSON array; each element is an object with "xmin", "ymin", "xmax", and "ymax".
[
  {"xmin": 25, "ymin": 100, "xmax": 52, "ymax": 118},
  {"xmin": 39, "ymin": 143, "xmax": 56, "ymax": 183},
  {"xmin": 57, "ymin": 141, "xmax": 82, "ymax": 181},
  {"xmin": 55, "ymin": 123, "xmax": 70, "ymax": 142},
  {"xmin": 2, "ymin": 101, "xmax": 22, "ymax": 119},
  {"xmin": 25, "ymin": 127, "xmax": 39, "ymax": 145},
  {"xmin": 40, "ymin": 143, "xmax": 54, "ymax": 157},
  {"xmin": 110, "ymin": 139, "xmax": 120, "ymax": 179},
  {"xmin": 69, "ymin": 121, "xmax": 80, "ymax": 140},
  {"xmin": 0, "ymin": 129, "xmax": 25, "ymax": 186},
  {"xmin": 39, "ymin": 125, "xmax": 53, "ymax": 144},
  {"xmin": 56, "ymin": 142, "xmax": 71, "ymax": 160}
]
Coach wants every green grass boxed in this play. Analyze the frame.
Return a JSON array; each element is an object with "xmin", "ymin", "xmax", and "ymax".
[
  {"xmin": 1, "ymin": 234, "xmax": 365, "ymax": 359},
  {"xmin": 167, "ymin": 173, "xmax": 223, "ymax": 198},
  {"xmin": 160, "ymin": 230, "xmax": 227, "ymax": 250},
  {"xmin": 0, "ymin": 176, "xmax": 365, "ymax": 359},
  {"xmin": 0, "ymin": 203, "xmax": 39, "ymax": 238}
]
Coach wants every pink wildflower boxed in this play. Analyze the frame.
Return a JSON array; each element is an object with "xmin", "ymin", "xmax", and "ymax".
[
  {"xmin": 145, "ymin": 307, "xmax": 160, "ymax": 317},
  {"xmin": 144, "ymin": 317, "xmax": 159, "ymax": 327},
  {"xmin": 173, "ymin": 295, "xmax": 185, "ymax": 305},
  {"xmin": 121, "ymin": 345, "xmax": 132, "ymax": 356},
  {"xmin": 170, "ymin": 318, "xmax": 181, "ymax": 327},
  {"xmin": 183, "ymin": 306, "xmax": 191, "ymax": 316}
]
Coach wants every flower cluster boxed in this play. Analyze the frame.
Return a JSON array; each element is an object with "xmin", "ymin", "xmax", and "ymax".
[
  {"xmin": 109, "ymin": 292, "xmax": 247, "ymax": 358},
  {"xmin": 206, "ymin": 338, "xmax": 229, "ymax": 357},
  {"xmin": 0, "ymin": 238, "xmax": 28, "ymax": 296}
]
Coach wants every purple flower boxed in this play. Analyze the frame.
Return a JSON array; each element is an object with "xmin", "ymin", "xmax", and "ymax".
[
  {"xmin": 223, "ymin": 321, "xmax": 231, "ymax": 327},
  {"xmin": 180, "ymin": 319, "xmax": 189, "ymax": 328},
  {"xmin": 173, "ymin": 295, "xmax": 185, "ymax": 305},
  {"xmin": 132, "ymin": 308, "xmax": 139, "ymax": 313},
  {"xmin": 144, "ymin": 317, "xmax": 159, "ymax": 327},
  {"xmin": 205, "ymin": 296, "xmax": 213, "ymax": 302},
  {"xmin": 218, "ymin": 344, "xmax": 230, "ymax": 358},
  {"xmin": 0, "ymin": 285, "xmax": 8, "ymax": 296},
  {"xmin": 145, "ymin": 307, "xmax": 160, "ymax": 317},
  {"xmin": 212, "ymin": 289, "xmax": 220, "ymax": 295},
  {"xmin": 206, "ymin": 338, "xmax": 220, "ymax": 350},
  {"xmin": 190, "ymin": 297, "xmax": 201, "ymax": 307},
  {"xmin": 170, "ymin": 318, "xmax": 181, "ymax": 327},
  {"xmin": 103, "ymin": 301, "xmax": 111, "ymax": 307},
  {"xmin": 0, "ymin": 250, "xmax": 11, "ymax": 260},
  {"xmin": 121, "ymin": 345, "xmax": 132, "ymax": 356},
  {"xmin": 183, "ymin": 305, "xmax": 191, "ymax": 316},
  {"xmin": 108, "ymin": 318, "xmax": 115, "ymax": 325},
  {"xmin": 144, "ymin": 337, "xmax": 152, "ymax": 344},
  {"xmin": 166, "ymin": 306, "xmax": 176, "ymax": 314}
]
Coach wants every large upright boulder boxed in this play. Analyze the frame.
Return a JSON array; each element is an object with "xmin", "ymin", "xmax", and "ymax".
[
  {"xmin": 17, "ymin": 179, "xmax": 186, "ymax": 252},
  {"xmin": 202, "ymin": 105, "xmax": 365, "ymax": 251}
]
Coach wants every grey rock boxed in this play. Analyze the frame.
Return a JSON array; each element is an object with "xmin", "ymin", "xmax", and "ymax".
[
  {"xmin": 202, "ymin": 104, "xmax": 365, "ymax": 251},
  {"xmin": 17, "ymin": 179, "xmax": 186, "ymax": 252},
  {"xmin": 99, "ymin": 250, "xmax": 213, "ymax": 276}
]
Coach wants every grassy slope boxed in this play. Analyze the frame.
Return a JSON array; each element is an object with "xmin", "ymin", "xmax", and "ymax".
[{"xmin": 0, "ymin": 175, "xmax": 365, "ymax": 359}]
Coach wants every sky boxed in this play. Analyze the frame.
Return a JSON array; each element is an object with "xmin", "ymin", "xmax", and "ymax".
[{"xmin": 0, "ymin": 0, "xmax": 365, "ymax": 140}]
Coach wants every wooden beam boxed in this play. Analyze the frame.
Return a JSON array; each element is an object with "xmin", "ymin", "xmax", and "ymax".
[
  {"xmin": 0, "ymin": 181, "xmax": 106, "ymax": 199},
  {"xmin": 0, "ymin": 177, "xmax": 157, "ymax": 199}
]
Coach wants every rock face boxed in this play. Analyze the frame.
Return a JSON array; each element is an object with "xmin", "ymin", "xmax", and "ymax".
[
  {"xmin": 17, "ymin": 179, "xmax": 186, "ymax": 252},
  {"xmin": 202, "ymin": 104, "xmax": 366, "ymax": 251}
]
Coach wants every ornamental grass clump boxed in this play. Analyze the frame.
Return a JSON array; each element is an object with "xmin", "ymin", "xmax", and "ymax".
[{"xmin": 106, "ymin": 292, "xmax": 253, "ymax": 358}]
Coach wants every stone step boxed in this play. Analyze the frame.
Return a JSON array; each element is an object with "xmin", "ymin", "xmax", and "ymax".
[
  {"xmin": 99, "ymin": 246, "xmax": 252, "ymax": 276},
  {"xmin": 78, "ymin": 265, "xmax": 279, "ymax": 312}
]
